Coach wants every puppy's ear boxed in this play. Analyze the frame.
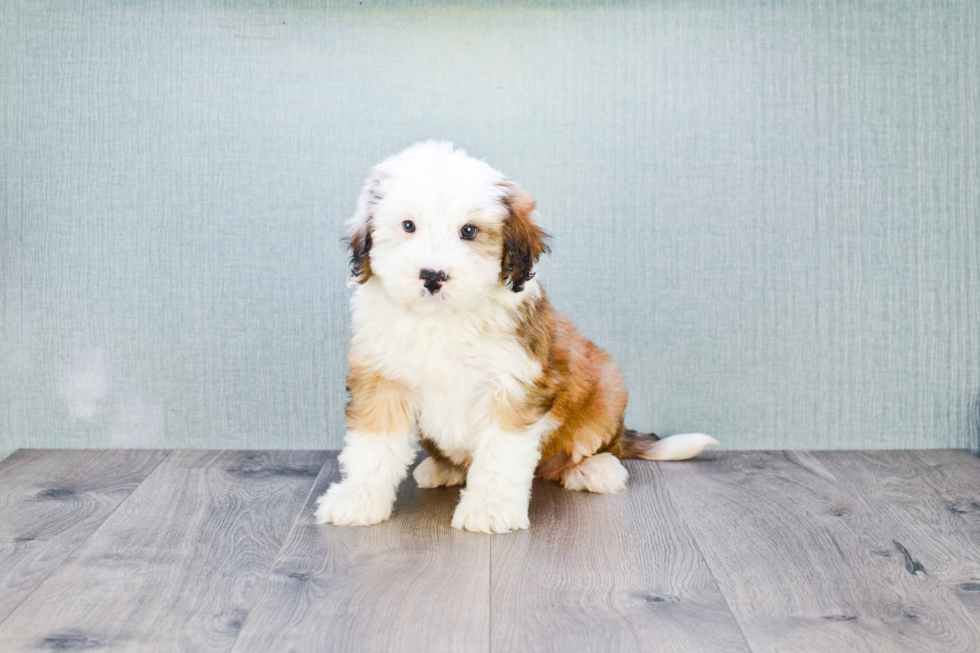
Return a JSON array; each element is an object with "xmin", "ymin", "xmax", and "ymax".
[
  {"xmin": 345, "ymin": 170, "xmax": 387, "ymax": 284},
  {"xmin": 498, "ymin": 181, "xmax": 550, "ymax": 293}
]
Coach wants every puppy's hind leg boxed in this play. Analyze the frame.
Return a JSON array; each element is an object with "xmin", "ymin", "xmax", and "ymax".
[
  {"xmin": 560, "ymin": 452, "xmax": 629, "ymax": 494},
  {"xmin": 413, "ymin": 456, "xmax": 467, "ymax": 488}
]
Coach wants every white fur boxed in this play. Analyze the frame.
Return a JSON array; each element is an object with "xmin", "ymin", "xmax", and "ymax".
[
  {"xmin": 643, "ymin": 433, "xmax": 720, "ymax": 461},
  {"xmin": 314, "ymin": 427, "xmax": 416, "ymax": 526},
  {"xmin": 450, "ymin": 415, "xmax": 555, "ymax": 533},
  {"xmin": 561, "ymin": 452, "xmax": 629, "ymax": 494},
  {"xmin": 319, "ymin": 142, "xmax": 552, "ymax": 533},
  {"xmin": 321, "ymin": 272, "xmax": 550, "ymax": 532}
]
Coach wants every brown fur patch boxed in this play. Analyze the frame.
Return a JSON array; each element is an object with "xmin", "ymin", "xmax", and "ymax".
[
  {"xmin": 345, "ymin": 360, "xmax": 415, "ymax": 434},
  {"xmin": 536, "ymin": 322, "xmax": 629, "ymax": 480},
  {"xmin": 505, "ymin": 291, "xmax": 631, "ymax": 481},
  {"xmin": 497, "ymin": 181, "xmax": 550, "ymax": 292},
  {"xmin": 484, "ymin": 284, "xmax": 628, "ymax": 467}
]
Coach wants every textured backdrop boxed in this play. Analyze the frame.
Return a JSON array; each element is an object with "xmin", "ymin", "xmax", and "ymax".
[{"xmin": 2, "ymin": 0, "xmax": 979, "ymax": 460}]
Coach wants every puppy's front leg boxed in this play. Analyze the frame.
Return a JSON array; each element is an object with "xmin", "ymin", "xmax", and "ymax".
[
  {"xmin": 452, "ymin": 426, "xmax": 544, "ymax": 534},
  {"xmin": 315, "ymin": 370, "xmax": 416, "ymax": 527}
]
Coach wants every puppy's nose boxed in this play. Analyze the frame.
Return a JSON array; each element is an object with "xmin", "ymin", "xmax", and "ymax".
[{"xmin": 419, "ymin": 268, "xmax": 448, "ymax": 294}]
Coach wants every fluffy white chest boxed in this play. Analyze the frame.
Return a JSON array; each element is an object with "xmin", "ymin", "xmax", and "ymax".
[{"xmin": 351, "ymin": 284, "xmax": 541, "ymax": 462}]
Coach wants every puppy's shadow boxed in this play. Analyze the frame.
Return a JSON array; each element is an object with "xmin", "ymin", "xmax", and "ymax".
[{"xmin": 393, "ymin": 461, "xmax": 466, "ymax": 536}]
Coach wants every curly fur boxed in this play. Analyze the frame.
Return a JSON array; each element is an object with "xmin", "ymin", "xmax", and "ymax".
[{"xmin": 315, "ymin": 141, "xmax": 717, "ymax": 534}]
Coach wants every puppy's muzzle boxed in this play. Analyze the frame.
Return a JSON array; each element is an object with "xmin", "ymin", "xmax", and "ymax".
[{"xmin": 419, "ymin": 268, "xmax": 448, "ymax": 294}]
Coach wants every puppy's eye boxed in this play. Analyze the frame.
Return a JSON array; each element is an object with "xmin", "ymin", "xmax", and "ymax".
[
  {"xmin": 460, "ymin": 224, "xmax": 478, "ymax": 240},
  {"xmin": 402, "ymin": 220, "xmax": 416, "ymax": 233}
]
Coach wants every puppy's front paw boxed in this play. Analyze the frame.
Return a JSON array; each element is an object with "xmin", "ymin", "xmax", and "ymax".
[
  {"xmin": 414, "ymin": 456, "xmax": 466, "ymax": 488},
  {"xmin": 314, "ymin": 482, "xmax": 393, "ymax": 526},
  {"xmin": 451, "ymin": 492, "xmax": 529, "ymax": 534}
]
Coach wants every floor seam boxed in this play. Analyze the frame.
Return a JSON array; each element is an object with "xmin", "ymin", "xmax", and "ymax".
[
  {"xmin": 0, "ymin": 449, "xmax": 174, "ymax": 630},
  {"xmin": 227, "ymin": 451, "xmax": 335, "ymax": 653},
  {"xmin": 657, "ymin": 460, "xmax": 758, "ymax": 653}
]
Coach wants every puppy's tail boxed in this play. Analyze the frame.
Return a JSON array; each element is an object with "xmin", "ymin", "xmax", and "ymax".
[{"xmin": 618, "ymin": 429, "xmax": 719, "ymax": 461}]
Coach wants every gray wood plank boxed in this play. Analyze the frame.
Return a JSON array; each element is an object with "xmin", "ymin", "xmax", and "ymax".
[
  {"xmin": 0, "ymin": 449, "xmax": 168, "ymax": 625},
  {"xmin": 0, "ymin": 450, "xmax": 327, "ymax": 653},
  {"xmin": 811, "ymin": 451, "xmax": 980, "ymax": 618},
  {"xmin": 490, "ymin": 460, "xmax": 750, "ymax": 653},
  {"xmin": 232, "ymin": 455, "xmax": 491, "ymax": 653},
  {"xmin": 904, "ymin": 450, "xmax": 980, "ymax": 531},
  {"xmin": 660, "ymin": 451, "xmax": 980, "ymax": 653}
]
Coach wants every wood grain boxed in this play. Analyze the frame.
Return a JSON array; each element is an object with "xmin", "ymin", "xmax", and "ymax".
[
  {"xmin": 903, "ymin": 450, "xmax": 980, "ymax": 532},
  {"xmin": 820, "ymin": 451, "xmax": 980, "ymax": 611},
  {"xmin": 490, "ymin": 460, "xmax": 750, "ymax": 653},
  {"xmin": 0, "ymin": 449, "xmax": 168, "ymax": 625},
  {"xmin": 0, "ymin": 450, "xmax": 327, "ymax": 653},
  {"xmin": 232, "ymin": 455, "xmax": 491, "ymax": 653},
  {"xmin": 811, "ymin": 451, "xmax": 980, "ymax": 617},
  {"xmin": 660, "ymin": 451, "xmax": 980, "ymax": 653}
]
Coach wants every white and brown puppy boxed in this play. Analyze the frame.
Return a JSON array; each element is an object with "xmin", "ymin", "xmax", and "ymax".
[{"xmin": 314, "ymin": 141, "xmax": 717, "ymax": 534}]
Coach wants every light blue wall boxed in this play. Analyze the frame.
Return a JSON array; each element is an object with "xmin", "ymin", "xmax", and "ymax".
[{"xmin": 2, "ymin": 1, "xmax": 979, "ymax": 459}]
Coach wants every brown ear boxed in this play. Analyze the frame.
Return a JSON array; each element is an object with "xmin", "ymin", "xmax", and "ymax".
[
  {"xmin": 345, "ymin": 170, "xmax": 387, "ymax": 284},
  {"xmin": 499, "ymin": 182, "xmax": 550, "ymax": 292},
  {"xmin": 346, "ymin": 224, "xmax": 373, "ymax": 284}
]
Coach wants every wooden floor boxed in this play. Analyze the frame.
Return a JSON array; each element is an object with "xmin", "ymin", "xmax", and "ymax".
[{"xmin": 1, "ymin": 450, "xmax": 979, "ymax": 652}]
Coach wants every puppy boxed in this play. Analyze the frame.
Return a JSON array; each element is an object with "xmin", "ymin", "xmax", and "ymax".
[{"xmin": 314, "ymin": 141, "xmax": 718, "ymax": 534}]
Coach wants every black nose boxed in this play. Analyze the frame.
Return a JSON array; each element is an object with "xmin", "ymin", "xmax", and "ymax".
[{"xmin": 419, "ymin": 268, "xmax": 448, "ymax": 294}]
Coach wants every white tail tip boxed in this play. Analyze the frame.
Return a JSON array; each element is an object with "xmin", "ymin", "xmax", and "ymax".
[{"xmin": 646, "ymin": 433, "xmax": 720, "ymax": 461}]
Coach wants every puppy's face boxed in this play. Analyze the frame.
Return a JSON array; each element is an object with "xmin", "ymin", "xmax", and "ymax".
[{"xmin": 346, "ymin": 142, "xmax": 548, "ymax": 314}]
